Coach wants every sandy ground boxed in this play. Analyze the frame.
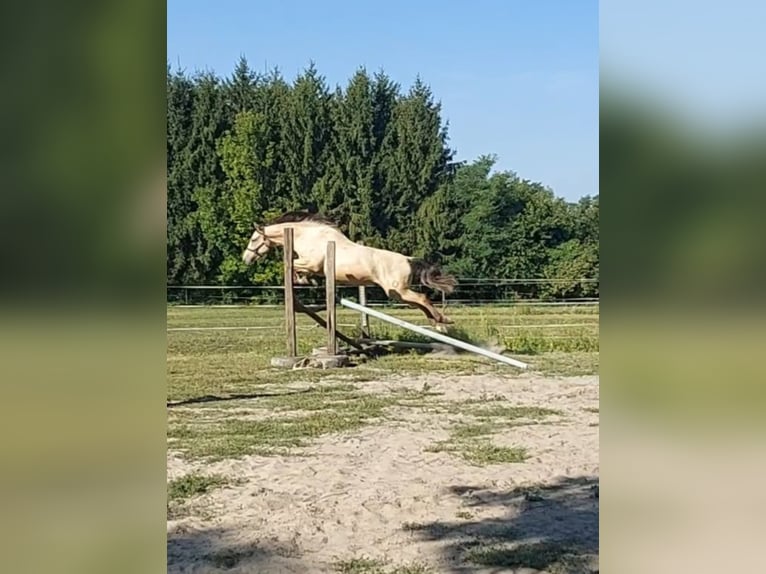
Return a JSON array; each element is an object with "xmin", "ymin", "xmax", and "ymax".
[{"xmin": 167, "ymin": 373, "xmax": 599, "ymax": 573}]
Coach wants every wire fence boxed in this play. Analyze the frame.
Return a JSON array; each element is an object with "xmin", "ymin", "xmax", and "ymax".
[{"xmin": 167, "ymin": 278, "xmax": 599, "ymax": 307}]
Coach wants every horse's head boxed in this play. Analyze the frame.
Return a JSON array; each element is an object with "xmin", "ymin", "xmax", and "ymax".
[{"xmin": 242, "ymin": 223, "xmax": 272, "ymax": 265}]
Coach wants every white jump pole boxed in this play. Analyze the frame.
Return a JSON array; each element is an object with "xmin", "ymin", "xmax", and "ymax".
[{"xmin": 339, "ymin": 298, "xmax": 529, "ymax": 369}]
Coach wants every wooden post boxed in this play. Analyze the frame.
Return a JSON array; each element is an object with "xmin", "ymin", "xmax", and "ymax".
[
  {"xmin": 283, "ymin": 228, "xmax": 296, "ymax": 357},
  {"xmin": 295, "ymin": 300, "xmax": 365, "ymax": 352},
  {"xmin": 357, "ymin": 241, "xmax": 369, "ymax": 338},
  {"xmin": 358, "ymin": 285, "xmax": 369, "ymax": 337},
  {"xmin": 325, "ymin": 241, "xmax": 336, "ymax": 355}
]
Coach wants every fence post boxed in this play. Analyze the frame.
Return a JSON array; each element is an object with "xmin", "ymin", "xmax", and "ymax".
[
  {"xmin": 358, "ymin": 285, "xmax": 369, "ymax": 337},
  {"xmin": 325, "ymin": 241, "xmax": 337, "ymax": 355},
  {"xmin": 357, "ymin": 241, "xmax": 369, "ymax": 338},
  {"xmin": 283, "ymin": 228, "xmax": 296, "ymax": 357}
]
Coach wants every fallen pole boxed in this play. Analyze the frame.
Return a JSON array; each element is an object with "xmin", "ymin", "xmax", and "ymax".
[{"xmin": 339, "ymin": 298, "xmax": 529, "ymax": 369}]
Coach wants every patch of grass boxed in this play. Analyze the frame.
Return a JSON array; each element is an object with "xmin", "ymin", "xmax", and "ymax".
[
  {"xmin": 334, "ymin": 557, "xmax": 386, "ymax": 573},
  {"xmin": 533, "ymin": 351, "xmax": 599, "ymax": 376},
  {"xmin": 168, "ymin": 384, "xmax": 440, "ymax": 461},
  {"xmin": 389, "ymin": 564, "xmax": 433, "ymax": 574},
  {"xmin": 167, "ymin": 304, "xmax": 599, "ymax": 465},
  {"xmin": 167, "ymin": 472, "xmax": 239, "ymax": 519},
  {"xmin": 459, "ymin": 443, "xmax": 528, "ymax": 465},
  {"xmin": 371, "ymin": 322, "xmax": 488, "ymax": 348},
  {"xmin": 424, "ymin": 398, "xmax": 562, "ymax": 465},
  {"xmin": 450, "ymin": 423, "xmax": 497, "ymax": 439},
  {"xmin": 427, "ymin": 437, "xmax": 528, "ymax": 465},
  {"xmin": 468, "ymin": 442, "xmax": 529, "ymax": 465},
  {"xmin": 504, "ymin": 328, "xmax": 599, "ymax": 354},
  {"xmin": 333, "ymin": 557, "xmax": 433, "ymax": 574},
  {"xmin": 258, "ymin": 384, "xmax": 360, "ymax": 410},
  {"xmin": 167, "ymin": 472, "xmax": 234, "ymax": 503},
  {"xmin": 413, "ymin": 396, "xmax": 564, "ymax": 422},
  {"xmin": 468, "ymin": 404, "xmax": 563, "ymax": 420},
  {"xmin": 465, "ymin": 541, "xmax": 597, "ymax": 574},
  {"xmin": 167, "ymin": 304, "xmax": 598, "ymax": 402},
  {"xmin": 170, "ymin": 411, "xmax": 376, "ymax": 460}
]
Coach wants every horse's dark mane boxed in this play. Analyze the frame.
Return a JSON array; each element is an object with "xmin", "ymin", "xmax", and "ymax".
[{"xmin": 266, "ymin": 210, "xmax": 339, "ymax": 228}]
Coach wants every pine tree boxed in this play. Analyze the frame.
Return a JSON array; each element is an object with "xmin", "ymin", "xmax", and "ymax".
[
  {"xmin": 224, "ymin": 55, "xmax": 259, "ymax": 118},
  {"xmin": 166, "ymin": 65, "xmax": 196, "ymax": 284},
  {"xmin": 185, "ymin": 72, "xmax": 231, "ymax": 282},
  {"xmin": 322, "ymin": 68, "xmax": 379, "ymax": 241},
  {"xmin": 165, "ymin": 58, "xmax": 598, "ymax": 297},
  {"xmin": 377, "ymin": 77, "xmax": 454, "ymax": 254},
  {"xmin": 280, "ymin": 62, "xmax": 333, "ymax": 211}
]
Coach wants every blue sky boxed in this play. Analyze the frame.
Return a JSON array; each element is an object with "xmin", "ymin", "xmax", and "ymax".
[
  {"xmin": 600, "ymin": 0, "xmax": 766, "ymax": 129},
  {"xmin": 168, "ymin": 0, "xmax": 599, "ymax": 202}
]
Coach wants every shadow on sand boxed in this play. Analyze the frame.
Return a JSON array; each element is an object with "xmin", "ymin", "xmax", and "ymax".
[
  {"xmin": 403, "ymin": 475, "xmax": 599, "ymax": 573},
  {"xmin": 168, "ymin": 526, "xmax": 311, "ymax": 573}
]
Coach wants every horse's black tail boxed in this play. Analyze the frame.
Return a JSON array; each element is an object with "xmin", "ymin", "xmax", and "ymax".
[{"xmin": 409, "ymin": 259, "xmax": 458, "ymax": 295}]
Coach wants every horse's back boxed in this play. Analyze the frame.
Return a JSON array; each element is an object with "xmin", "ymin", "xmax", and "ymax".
[{"xmin": 293, "ymin": 225, "xmax": 411, "ymax": 287}]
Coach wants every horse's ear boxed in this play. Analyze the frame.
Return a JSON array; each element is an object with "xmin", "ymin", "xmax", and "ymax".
[{"xmin": 253, "ymin": 223, "xmax": 263, "ymax": 233}]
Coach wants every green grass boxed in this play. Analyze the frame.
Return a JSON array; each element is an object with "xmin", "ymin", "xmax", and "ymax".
[
  {"xmin": 170, "ymin": 412, "xmax": 372, "ymax": 460},
  {"xmin": 168, "ymin": 384, "xmax": 442, "ymax": 461},
  {"xmin": 460, "ymin": 403, "xmax": 563, "ymax": 420},
  {"xmin": 334, "ymin": 557, "xmax": 386, "ymax": 573},
  {"xmin": 504, "ymin": 328, "xmax": 598, "ymax": 353},
  {"xmin": 450, "ymin": 422, "xmax": 497, "ymax": 439},
  {"xmin": 167, "ymin": 381, "xmax": 559, "ymax": 463},
  {"xmin": 333, "ymin": 557, "xmax": 433, "ymax": 574},
  {"xmin": 464, "ymin": 541, "xmax": 598, "ymax": 573},
  {"xmin": 166, "ymin": 304, "xmax": 596, "ymax": 463},
  {"xmin": 427, "ymin": 440, "xmax": 528, "ymax": 465},
  {"xmin": 423, "ymin": 402, "xmax": 562, "ymax": 465},
  {"xmin": 167, "ymin": 472, "xmax": 234, "ymax": 502},
  {"xmin": 365, "ymin": 309, "xmax": 598, "ymax": 355},
  {"xmin": 167, "ymin": 472, "xmax": 240, "ymax": 518},
  {"xmin": 167, "ymin": 304, "xmax": 598, "ymax": 402}
]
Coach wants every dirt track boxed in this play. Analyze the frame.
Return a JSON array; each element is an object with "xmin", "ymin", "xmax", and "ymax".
[{"xmin": 167, "ymin": 373, "xmax": 599, "ymax": 573}]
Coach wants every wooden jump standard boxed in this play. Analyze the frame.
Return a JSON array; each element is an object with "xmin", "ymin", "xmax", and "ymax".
[
  {"xmin": 274, "ymin": 227, "xmax": 528, "ymax": 370},
  {"xmin": 272, "ymin": 229, "xmax": 361, "ymax": 368}
]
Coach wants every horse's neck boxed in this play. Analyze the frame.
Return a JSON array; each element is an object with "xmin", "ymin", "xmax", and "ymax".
[
  {"xmin": 267, "ymin": 222, "xmax": 350, "ymax": 244},
  {"xmin": 265, "ymin": 222, "xmax": 301, "ymax": 243}
]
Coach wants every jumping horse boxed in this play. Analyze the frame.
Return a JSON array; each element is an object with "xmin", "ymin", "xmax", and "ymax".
[{"xmin": 242, "ymin": 211, "xmax": 457, "ymax": 326}]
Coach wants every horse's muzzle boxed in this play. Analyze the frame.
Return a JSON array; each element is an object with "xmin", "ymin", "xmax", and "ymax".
[{"xmin": 242, "ymin": 250, "xmax": 257, "ymax": 265}]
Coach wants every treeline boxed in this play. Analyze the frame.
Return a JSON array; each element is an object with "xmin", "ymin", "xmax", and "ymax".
[{"xmin": 167, "ymin": 57, "xmax": 598, "ymax": 300}]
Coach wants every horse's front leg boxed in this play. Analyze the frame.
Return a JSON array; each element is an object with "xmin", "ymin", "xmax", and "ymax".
[
  {"xmin": 292, "ymin": 257, "xmax": 323, "ymax": 285},
  {"xmin": 293, "ymin": 272, "xmax": 312, "ymax": 285}
]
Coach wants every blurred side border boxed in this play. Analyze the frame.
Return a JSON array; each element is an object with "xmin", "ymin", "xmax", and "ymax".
[{"xmin": 0, "ymin": 1, "xmax": 166, "ymax": 573}]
